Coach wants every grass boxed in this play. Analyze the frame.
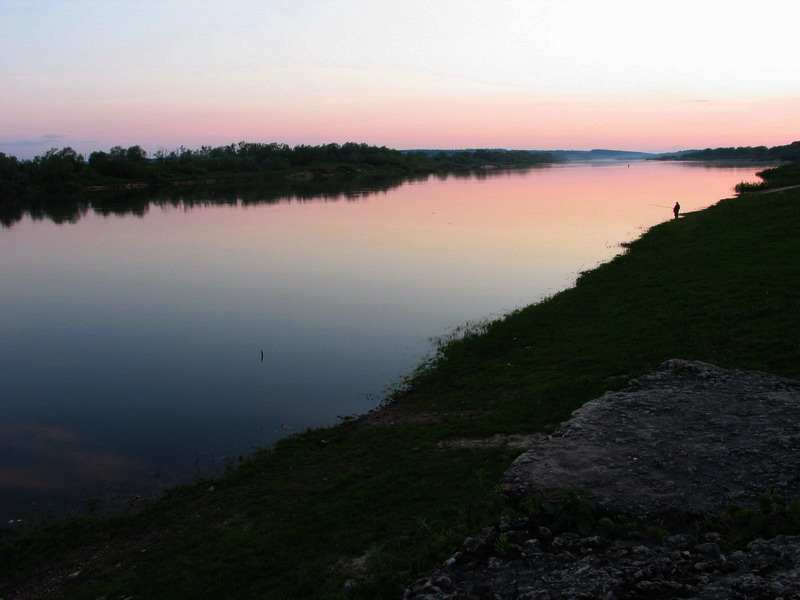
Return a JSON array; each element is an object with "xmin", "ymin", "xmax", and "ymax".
[{"xmin": 2, "ymin": 186, "xmax": 800, "ymax": 599}]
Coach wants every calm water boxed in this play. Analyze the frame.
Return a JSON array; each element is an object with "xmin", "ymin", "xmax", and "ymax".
[{"xmin": 0, "ymin": 161, "xmax": 761, "ymax": 522}]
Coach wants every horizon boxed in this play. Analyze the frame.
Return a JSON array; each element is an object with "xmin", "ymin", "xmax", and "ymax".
[
  {"xmin": 0, "ymin": 140, "xmax": 692, "ymax": 162},
  {"xmin": 2, "ymin": 0, "xmax": 799, "ymax": 160},
  {"xmin": 5, "ymin": 136, "xmax": 796, "ymax": 163}
]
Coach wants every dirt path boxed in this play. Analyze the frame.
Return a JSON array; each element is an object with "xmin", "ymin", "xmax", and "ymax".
[{"xmin": 750, "ymin": 183, "xmax": 800, "ymax": 195}]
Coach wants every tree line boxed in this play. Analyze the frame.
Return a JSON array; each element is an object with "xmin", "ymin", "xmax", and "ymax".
[
  {"xmin": 672, "ymin": 141, "xmax": 800, "ymax": 162},
  {"xmin": 0, "ymin": 142, "xmax": 555, "ymax": 198}
]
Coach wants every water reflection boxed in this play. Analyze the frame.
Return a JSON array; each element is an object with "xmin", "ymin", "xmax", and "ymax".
[
  {"xmin": 0, "ymin": 161, "xmax": 761, "ymax": 522},
  {"xmin": 0, "ymin": 423, "xmax": 150, "ymax": 493},
  {"xmin": 1, "ymin": 171, "xmax": 487, "ymax": 228},
  {"xmin": 653, "ymin": 160, "xmax": 778, "ymax": 170},
  {"xmin": 0, "ymin": 422, "xmax": 161, "ymax": 523},
  {"xmin": 1, "ymin": 161, "xmax": 768, "ymax": 229}
]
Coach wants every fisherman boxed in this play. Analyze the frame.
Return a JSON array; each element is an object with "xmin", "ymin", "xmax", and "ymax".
[{"xmin": 673, "ymin": 202, "xmax": 681, "ymax": 219}]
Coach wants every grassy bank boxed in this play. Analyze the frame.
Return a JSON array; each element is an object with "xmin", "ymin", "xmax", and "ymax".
[{"xmin": 2, "ymin": 184, "xmax": 800, "ymax": 599}]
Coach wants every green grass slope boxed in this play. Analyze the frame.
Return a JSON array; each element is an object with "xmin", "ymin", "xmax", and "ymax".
[{"xmin": 2, "ymin": 186, "xmax": 800, "ymax": 599}]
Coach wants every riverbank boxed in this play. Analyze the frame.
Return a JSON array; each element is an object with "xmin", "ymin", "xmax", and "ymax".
[
  {"xmin": 2, "ymin": 180, "xmax": 800, "ymax": 599},
  {"xmin": 1, "ymin": 164, "xmax": 433, "ymax": 198},
  {"xmin": 0, "ymin": 142, "xmax": 556, "ymax": 201}
]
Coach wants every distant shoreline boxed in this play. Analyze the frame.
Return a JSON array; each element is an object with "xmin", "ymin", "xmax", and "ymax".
[{"xmin": 0, "ymin": 142, "xmax": 557, "ymax": 201}]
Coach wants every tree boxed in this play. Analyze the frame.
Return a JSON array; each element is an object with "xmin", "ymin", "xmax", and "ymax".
[
  {"xmin": 125, "ymin": 145, "xmax": 148, "ymax": 162},
  {"xmin": 35, "ymin": 147, "xmax": 84, "ymax": 182}
]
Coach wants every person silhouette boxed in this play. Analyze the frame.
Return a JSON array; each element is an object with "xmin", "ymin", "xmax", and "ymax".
[{"xmin": 673, "ymin": 202, "xmax": 681, "ymax": 219}]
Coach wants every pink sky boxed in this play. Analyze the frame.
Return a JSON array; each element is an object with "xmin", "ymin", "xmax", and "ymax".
[{"xmin": 2, "ymin": 0, "xmax": 799, "ymax": 158}]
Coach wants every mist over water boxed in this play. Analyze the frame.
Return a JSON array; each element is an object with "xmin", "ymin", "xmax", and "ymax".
[{"xmin": 0, "ymin": 161, "xmax": 761, "ymax": 522}]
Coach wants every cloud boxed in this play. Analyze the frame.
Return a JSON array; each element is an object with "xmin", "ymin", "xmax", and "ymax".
[{"xmin": 0, "ymin": 134, "xmax": 66, "ymax": 148}]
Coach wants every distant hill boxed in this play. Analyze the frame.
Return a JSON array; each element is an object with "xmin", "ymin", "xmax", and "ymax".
[
  {"xmin": 402, "ymin": 148, "xmax": 527, "ymax": 157},
  {"xmin": 402, "ymin": 148, "xmax": 658, "ymax": 162},
  {"xmin": 647, "ymin": 150, "xmax": 698, "ymax": 160},
  {"xmin": 543, "ymin": 149, "xmax": 657, "ymax": 161}
]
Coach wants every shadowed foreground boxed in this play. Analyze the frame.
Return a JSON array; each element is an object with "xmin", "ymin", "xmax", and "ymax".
[
  {"xmin": 407, "ymin": 360, "xmax": 800, "ymax": 599},
  {"xmin": 2, "ymin": 184, "xmax": 800, "ymax": 599}
]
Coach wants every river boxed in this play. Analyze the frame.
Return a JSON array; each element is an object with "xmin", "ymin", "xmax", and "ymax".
[{"xmin": 0, "ymin": 160, "xmax": 762, "ymax": 523}]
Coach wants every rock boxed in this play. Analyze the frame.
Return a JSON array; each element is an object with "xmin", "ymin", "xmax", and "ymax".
[
  {"xmin": 504, "ymin": 360, "xmax": 800, "ymax": 522},
  {"xmin": 406, "ymin": 361, "xmax": 800, "ymax": 599},
  {"xmin": 405, "ymin": 528, "xmax": 800, "ymax": 599}
]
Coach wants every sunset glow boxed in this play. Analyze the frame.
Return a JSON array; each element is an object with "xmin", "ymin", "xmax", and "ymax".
[{"xmin": 2, "ymin": 0, "xmax": 799, "ymax": 158}]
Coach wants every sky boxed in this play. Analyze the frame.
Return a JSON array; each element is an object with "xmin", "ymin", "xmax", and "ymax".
[{"xmin": 1, "ymin": 0, "xmax": 799, "ymax": 159}]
